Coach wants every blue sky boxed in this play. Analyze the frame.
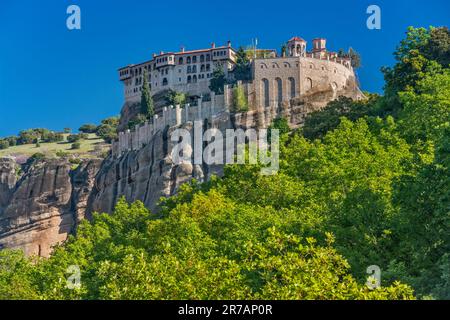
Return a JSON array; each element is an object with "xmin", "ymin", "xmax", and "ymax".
[{"xmin": 0, "ymin": 0, "xmax": 448, "ymax": 137}]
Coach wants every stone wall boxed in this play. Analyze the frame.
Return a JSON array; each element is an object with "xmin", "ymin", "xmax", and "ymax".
[
  {"xmin": 112, "ymin": 92, "xmax": 229, "ymax": 157},
  {"xmin": 253, "ymin": 55, "xmax": 360, "ymax": 109}
]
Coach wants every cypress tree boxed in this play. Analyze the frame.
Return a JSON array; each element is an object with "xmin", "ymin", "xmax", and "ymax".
[{"xmin": 141, "ymin": 70, "xmax": 154, "ymax": 117}]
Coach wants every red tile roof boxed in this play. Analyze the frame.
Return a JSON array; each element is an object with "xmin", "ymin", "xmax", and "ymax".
[{"xmin": 289, "ymin": 36, "xmax": 306, "ymax": 42}]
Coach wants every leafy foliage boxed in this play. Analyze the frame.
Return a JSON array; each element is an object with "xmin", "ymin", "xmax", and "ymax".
[
  {"xmin": 209, "ymin": 66, "xmax": 227, "ymax": 94},
  {"xmin": 233, "ymin": 47, "xmax": 252, "ymax": 82},
  {"xmin": 232, "ymin": 85, "xmax": 248, "ymax": 112},
  {"xmin": 0, "ymin": 26, "xmax": 448, "ymax": 300},
  {"xmin": 140, "ymin": 70, "xmax": 154, "ymax": 117}
]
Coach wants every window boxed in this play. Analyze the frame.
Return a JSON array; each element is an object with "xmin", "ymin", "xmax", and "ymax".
[
  {"xmin": 275, "ymin": 78, "xmax": 282, "ymax": 103},
  {"xmin": 206, "ymin": 64, "xmax": 210, "ymax": 71},
  {"xmin": 306, "ymin": 78, "xmax": 313, "ymax": 90},
  {"xmin": 261, "ymin": 78, "xmax": 269, "ymax": 107},
  {"xmin": 193, "ymin": 75, "xmax": 197, "ymax": 83},
  {"xmin": 179, "ymin": 57, "xmax": 183, "ymax": 64},
  {"xmin": 162, "ymin": 78, "xmax": 168, "ymax": 86},
  {"xmin": 288, "ymin": 77, "xmax": 295, "ymax": 98},
  {"xmin": 187, "ymin": 75, "xmax": 192, "ymax": 83},
  {"xmin": 187, "ymin": 66, "xmax": 192, "ymax": 73},
  {"xmin": 200, "ymin": 65, "xmax": 205, "ymax": 72},
  {"xmin": 206, "ymin": 54, "xmax": 210, "ymax": 61},
  {"xmin": 187, "ymin": 56, "xmax": 191, "ymax": 64},
  {"xmin": 192, "ymin": 56, "xmax": 197, "ymax": 63},
  {"xmin": 200, "ymin": 55, "xmax": 205, "ymax": 63},
  {"xmin": 192, "ymin": 65, "xmax": 197, "ymax": 73}
]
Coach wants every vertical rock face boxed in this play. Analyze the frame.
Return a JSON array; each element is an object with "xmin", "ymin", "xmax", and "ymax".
[
  {"xmin": 0, "ymin": 158, "xmax": 17, "ymax": 209},
  {"xmin": 0, "ymin": 88, "xmax": 362, "ymax": 257},
  {"xmin": 0, "ymin": 158, "xmax": 102, "ymax": 257},
  {"xmin": 88, "ymin": 113, "xmax": 232, "ymax": 214}
]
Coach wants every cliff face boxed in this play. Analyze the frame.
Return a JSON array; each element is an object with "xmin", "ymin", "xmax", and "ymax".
[
  {"xmin": 0, "ymin": 86, "xmax": 362, "ymax": 257},
  {"xmin": 0, "ymin": 158, "xmax": 102, "ymax": 257},
  {"xmin": 88, "ymin": 112, "xmax": 232, "ymax": 214}
]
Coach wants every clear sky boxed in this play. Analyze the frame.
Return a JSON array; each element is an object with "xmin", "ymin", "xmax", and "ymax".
[{"xmin": 0, "ymin": 0, "xmax": 448, "ymax": 137}]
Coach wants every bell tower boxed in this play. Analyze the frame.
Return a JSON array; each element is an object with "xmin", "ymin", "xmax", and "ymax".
[{"xmin": 287, "ymin": 37, "xmax": 307, "ymax": 57}]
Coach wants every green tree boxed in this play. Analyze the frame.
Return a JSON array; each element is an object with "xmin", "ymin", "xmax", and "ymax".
[
  {"xmin": 348, "ymin": 47, "xmax": 361, "ymax": 69},
  {"xmin": 141, "ymin": 70, "xmax": 154, "ymax": 117},
  {"xmin": 97, "ymin": 116, "xmax": 119, "ymax": 143},
  {"xmin": 233, "ymin": 47, "xmax": 251, "ymax": 81},
  {"xmin": 281, "ymin": 44, "xmax": 287, "ymax": 57},
  {"xmin": 79, "ymin": 124, "xmax": 98, "ymax": 134},
  {"xmin": 165, "ymin": 90, "xmax": 186, "ymax": 106},
  {"xmin": 302, "ymin": 95, "xmax": 376, "ymax": 140},
  {"xmin": 0, "ymin": 140, "xmax": 9, "ymax": 150},
  {"xmin": 209, "ymin": 66, "xmax": 227, "ymax": 94},
  {"xmin": 232, "ymin": 85, "xmax": 248, "ymax": 112}
]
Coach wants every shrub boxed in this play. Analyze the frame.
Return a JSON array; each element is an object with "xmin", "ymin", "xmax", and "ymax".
[
  {"xmin": 44, "ymin": 132, "xmax": 64, "ymax": 143},
  {"xmin": 79, "ymin": 133, "xmax": 89, "ymax": 140},
  {"xmin": 56, "ymin": 150, "xmax": 69, "ymax": 158},
  {"xmin": 79, "ymin": 124, "xmax": 98, "ymax": 134},
  {"xmin": 30, "ymin": 153, "xmax": 45, "ymax": 160},
  {"xmin": 0, "ymin": 140, "xmax": 9, "ymax": 150},
  {"xmin": 232, "ymin": 85, "xmax": 248, "ymax": 112},
  {"xmin": 71, "ymin": 142, "xmax": 81, "ymax": 150},
  {"xmin": 67, "ymin": 134, "xmax": 81, "ymax": 143}
]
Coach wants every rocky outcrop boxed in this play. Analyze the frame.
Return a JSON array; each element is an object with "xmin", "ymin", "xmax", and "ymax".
[
  {"xmin": 0, "ymin": 86, "xmax": 364, "ymax": 257},
  {"xmin": 88, "ymin": 112, "xmax": 232, "ymax": 214},
  {"xmin": 118, "ymin": 89, "xmax": 173, "ymax": 132},
  {"xmin": 0, "ymin": 158, "xmax": 102, "ymax": 257},
  {"xmin": 0, "ymin": 158, "xmax": 17, "ymax": 209}
]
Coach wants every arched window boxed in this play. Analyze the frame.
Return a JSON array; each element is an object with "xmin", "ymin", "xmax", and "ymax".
[
  {"xmin": 306, "ymin": 77, "xmax": 313, "ymax": 90},
  {"xmin": 179, "ymin": 57, "xmax": 184, "ymax": 64},
  {"xmin": 261, "ymin": 78, "xmax": 269, "ymax": 108},
  {"xmin": 193, "ymin": 75, "xmax": 197, "ymax": 83},
  {"xmin": 187, "ymin": 56, "xmax": 191, "ymax": 64},
  {"xmin": 275, "ymin": 78, "xmax": 282, "ymax": 104},
  {"xmin": 206, "ymin": 54, "xmax": 211, "ymax": 61},
  {"xmin": 162, "ymin": 78, "xmax": 168, "ymax": 86},
  {"xmin": 272, "ymin": 63, "xmax": 279, "ymax": 68},
  {"xmin": 187, "ymin": 66, "xmax": 192, "ymax": 73},
  {"xmin": 200, "ymin": 55, "xmax": 205, "ymax": 63},
  {"xmin": 187, "ymin": 75, "xmax": 192, "ymax": 83},
  {"xmin": 206, "ymin": 64, "xmax": 210, "ymax": 72},
  {"xmin": 192, "ymin": 65, "xmax": 197, "ymax": 73},
  {"xmin": 200, "ymin": 64, "xmax": 205, "ymax": 72},
  {"xmin": 260, "ymin": 63, "xmax": 268, "ymax": 69},
  {"xmin": 288, "ymin": 77, "xmax": 295, "ymax": 98},
  {"xmin": 192, "ymin": 56, "xmax": 197, "ymax": 63}
]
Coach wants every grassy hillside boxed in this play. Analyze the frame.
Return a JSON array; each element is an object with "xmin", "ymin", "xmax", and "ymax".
[{"xmin": 0, "ymin": 134, "xmax": 109, "ymax": 159}]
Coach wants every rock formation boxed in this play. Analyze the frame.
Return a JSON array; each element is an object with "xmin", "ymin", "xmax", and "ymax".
[
  {"xmin": 0, "ymin": 84, "xmax": 363, "ymax": 257},
  {"xmin": 0, "ymin": 158, "xmax": 102, "ymax": 257}
]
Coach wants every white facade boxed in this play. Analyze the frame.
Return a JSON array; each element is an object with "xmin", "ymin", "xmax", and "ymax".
[{"xmin": 119, "ymin": 42, "xmax": 237, "ymax": 102}]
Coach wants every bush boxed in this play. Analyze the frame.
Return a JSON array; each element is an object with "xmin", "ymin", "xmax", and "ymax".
[
  {"xmin": 56, "ymin": 150, "xmax": 69, "ymax": 158},
  {"xmin": 0, "ymin": 140, "xmax": 9, "ymax": 150},
  {"xmin": 30, "ymin": 152, "xmax": 45, "ymax": 160},
  {"xmin": 69, "ymin": 158, "xmax": 82, "ymax": 165},
  {"xmin": 67, "ymin": 134, "xmax": 81, "ymax": 143},
  {"xmin": 6, "ymin": 136, "xmax": 17, "ymax": 146},
  {"xmin": 43, "ymin": 132, "xmax": 64, "ymax": 143},
  {"xmin": 79, "ymin": 133, "xmax": 89, "ymax": 140},
  {"xmin": 232, "ymin": 85, "xmax": 248, "ymax": 112},
  {"xmin": 79, "ymin": 124, "xmax": 98, "ymax": 134},
  {"xmin": 71, "ymin": 142, "xmax": 81, "ymax": 150}
]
